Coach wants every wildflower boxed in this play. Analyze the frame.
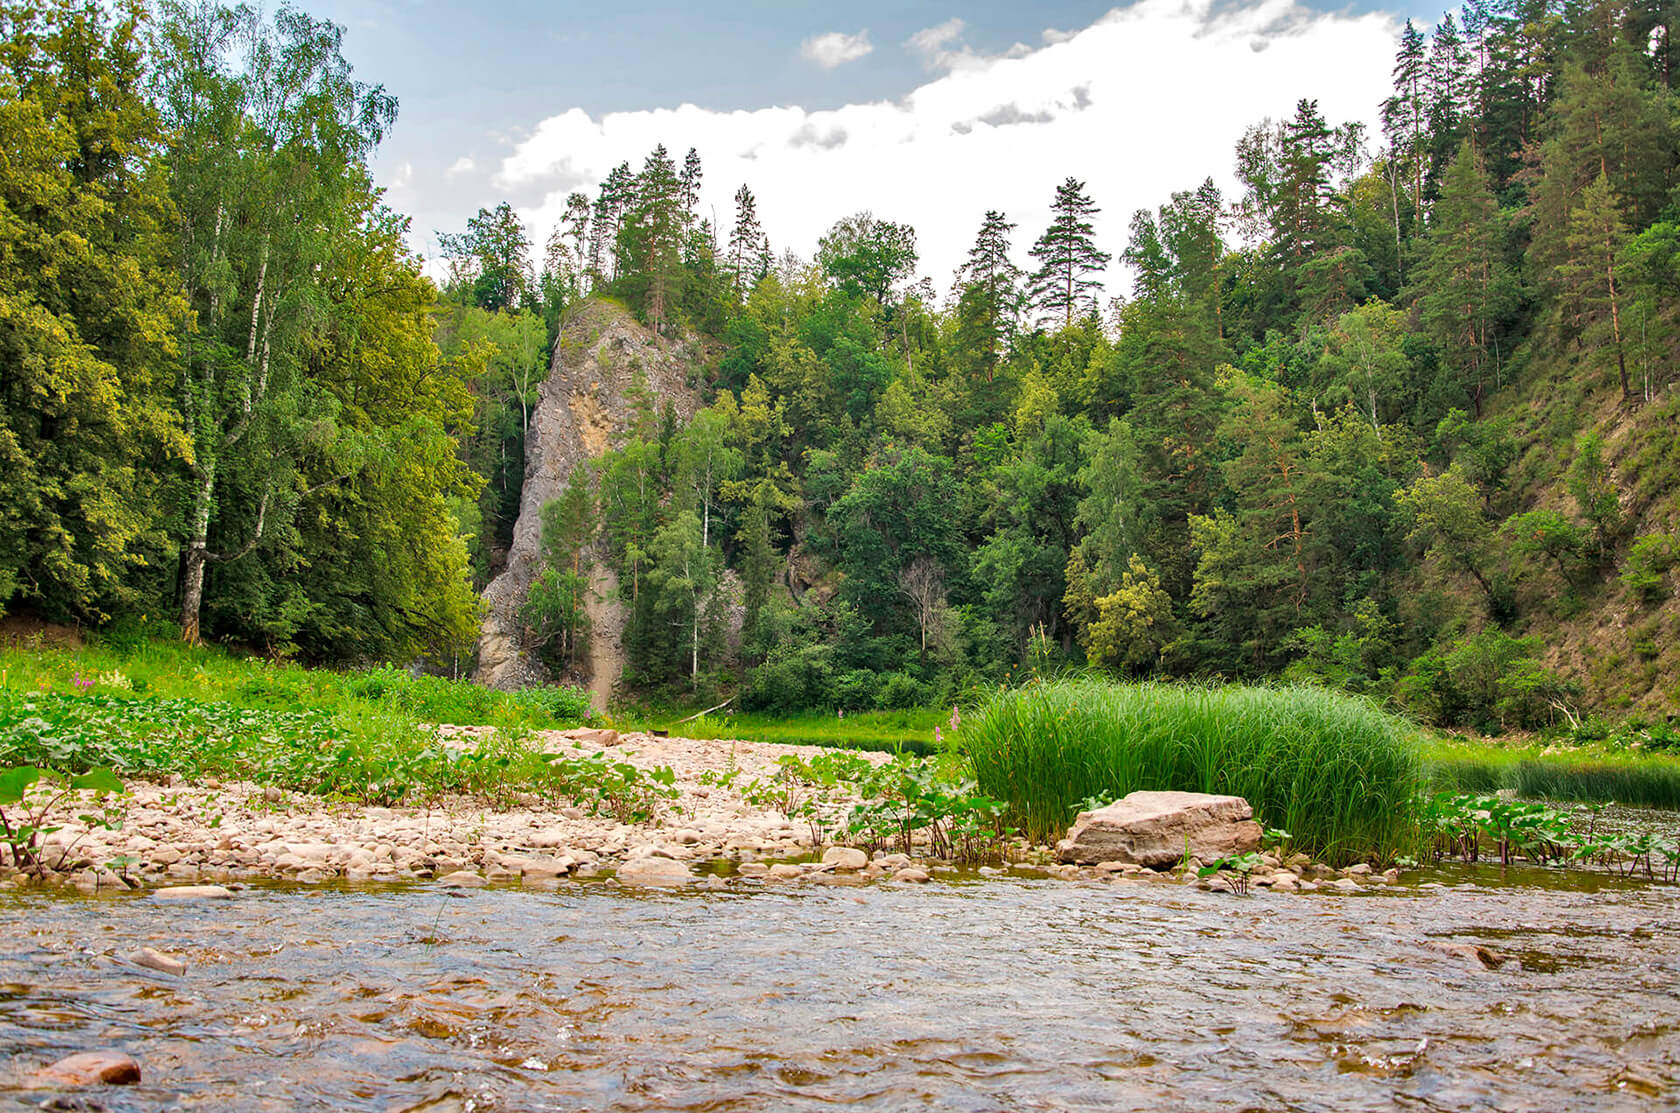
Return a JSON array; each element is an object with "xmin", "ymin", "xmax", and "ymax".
[{"xmin": 949, "ymin": 704, "xmax": 961, "ymax": 731}]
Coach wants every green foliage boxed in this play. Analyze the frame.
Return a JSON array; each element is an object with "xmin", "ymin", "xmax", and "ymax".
[
  {"xmin": 962, "ymin": 679, "xmax": 1424, "ymax": 865},
  {"xmin": 0, "ymin": 762, "xmax": 125, "ymax": 878},
  {"xmin": 1397, "ymin": 631, "xmax": 1579, "ymax": 733},
  {"xmin": 1621, "ymin": 533, "xmax": 1677, "ymax": 603},
  {"xmin": 1418, "ymin": 792, "xmax": 1680, "ymax": 880}
]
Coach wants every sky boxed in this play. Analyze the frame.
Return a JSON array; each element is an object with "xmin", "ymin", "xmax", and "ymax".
[{"xmin": 303, "ymin": 0, "xmax": 1446, "ymax": 295}]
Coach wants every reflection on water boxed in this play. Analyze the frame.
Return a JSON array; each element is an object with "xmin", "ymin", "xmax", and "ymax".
[{"xmin": 1, "ymin": 868, "xmax": 1676, "ymax": 1111}]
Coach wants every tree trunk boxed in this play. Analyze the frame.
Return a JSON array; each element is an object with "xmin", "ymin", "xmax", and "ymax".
[{"xmin": 180, "ymin": 460, "xmax": 217, "ymax": 643}]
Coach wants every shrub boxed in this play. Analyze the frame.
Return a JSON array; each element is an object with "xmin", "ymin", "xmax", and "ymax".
[
  {"xmin": 1621, "ymin": 532, "xmax": 1677, "ymax": 604},
  {"xmin": 875, "ymin": 671, "xmax": 930, "ymax": 710},
  {"xmin": 1396, "ymin": 631, "xmax": 1579, "ymax": 733},
  {"xmin": 961, "ymin": 679, "xmax": 1424, "ymax": 865}
]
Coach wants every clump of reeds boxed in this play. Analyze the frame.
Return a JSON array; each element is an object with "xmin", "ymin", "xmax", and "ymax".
[
  {"xmin": 960, "ymin": 679, "xmax": 1425, "ymax": 866},
  {"xmin": 1428, "ymin": 748, "xmax": 1680, "ymax": 810}
]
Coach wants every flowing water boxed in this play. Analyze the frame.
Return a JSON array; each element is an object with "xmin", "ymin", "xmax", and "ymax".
[{"xmin": 1, "ymin": 867, "xmax": 1675, "ymax": 1112}]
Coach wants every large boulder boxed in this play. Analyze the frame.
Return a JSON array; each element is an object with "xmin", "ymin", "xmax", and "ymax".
[{"xmin": 1057, "ymin": 790, "xmax": 1262, "ymax": 868}]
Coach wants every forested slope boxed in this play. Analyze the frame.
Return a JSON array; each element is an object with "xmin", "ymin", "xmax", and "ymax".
[{"xmin": 2, "ymin": 0, "xmax": 1677, "ymax": 731}]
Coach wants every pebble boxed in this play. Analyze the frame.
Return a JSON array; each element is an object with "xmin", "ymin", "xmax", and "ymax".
[{"xmin": 438, "ymin": 871, "xmax": 486, "ymax": 888}]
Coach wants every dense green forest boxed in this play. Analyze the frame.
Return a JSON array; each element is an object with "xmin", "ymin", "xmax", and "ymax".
[{"xmin": 3, "ymin": 0, "xmax": 1678, "ymax": 731}]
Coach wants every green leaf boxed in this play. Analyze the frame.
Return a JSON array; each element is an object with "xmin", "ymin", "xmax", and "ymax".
[
  {"xmin": 0, "ymin": 766, "xmax": 46, "ymax": 805},
  {"xmin": 69, "ymin": 767, "xmax": 124, "ymax": 795}
]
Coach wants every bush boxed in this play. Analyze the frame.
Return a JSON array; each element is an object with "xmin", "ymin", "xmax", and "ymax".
[
  {"xmin": 1396, "ymin": 631, "xmax": 1579, "ymax": 733},
  {"xmin": 961, "ymin": 679, "xmax": 1424, "ymax": 865},
  {"xmin": 874, "ymin": 671, "xmax": 929, "ymax": 710},
  {"xmin": 1621, "ymin": 532, "xmax": 1678, "ymax": 604},
  {"xmin": 742, "ymin": 645, "xmax": 833, "ymax": 715}
]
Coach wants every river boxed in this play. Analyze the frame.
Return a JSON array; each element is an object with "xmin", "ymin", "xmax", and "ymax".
[{"xmin": 1, "ymin": 867, "xmax": 1674, "ymax": 1111}]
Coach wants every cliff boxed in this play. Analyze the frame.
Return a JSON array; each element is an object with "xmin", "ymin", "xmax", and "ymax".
[{"xmin": 475, "ymin": 298, "xmax": 705, "ymax": 701}]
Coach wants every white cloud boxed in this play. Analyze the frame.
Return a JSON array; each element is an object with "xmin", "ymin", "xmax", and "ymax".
[
  {"xmin": 446, "ymin": 156, "xmax": 476, "ymax": 177},
  {"xmin": 801, "ymin": 29, "xmax": 873, "ymax": 69},
  {"xmin": 906, "ymin": 18, "xmax": 973, "ymax": 70},
  {"xmin": 493, "ymin": 0, "xmax": 1399, "ymax": 298}
]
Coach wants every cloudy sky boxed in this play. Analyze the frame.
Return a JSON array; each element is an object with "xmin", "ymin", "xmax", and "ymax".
[{"xmin": 304, "ymin": 0, "xmax": 1440, "ymax": 294}]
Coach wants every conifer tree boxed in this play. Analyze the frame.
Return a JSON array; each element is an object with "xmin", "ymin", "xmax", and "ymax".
[
  {"xmin": 588, "ymin": 160, "xmax": 633, "ymax": 281},
  {"xmin": 1382, "ymin": 19, "xmax": 1429, "ymax": 225},
  {"xmin": 726, "ymin": 183, "xmax": 765, "ymax": 299},
  {"xmin": 679, "ymin": 146, "xmax": 702, "ymax": 222},
  {"xmin": 1408, "ymin": 141, "xmax": 1514, "ymax": 417},
  {"xmin": 1561, "ymin": 172, "xmax": 1634, "ymax": 399},
  {"xmin": 1028, "ymin": 177, "xmax": 1110, "ymax": 328},
  {"xmin": 952, "ymin": 209, "xmax": 1021, "ymax": 378},
  {"xmin": 618, "ymin": 144, "xmax": 685, "ymax": 332}
]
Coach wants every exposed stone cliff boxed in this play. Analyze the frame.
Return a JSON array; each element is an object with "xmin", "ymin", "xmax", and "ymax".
[{"xmin": 475, "ymin": 299, "xmax": 704, "ymax": 699}]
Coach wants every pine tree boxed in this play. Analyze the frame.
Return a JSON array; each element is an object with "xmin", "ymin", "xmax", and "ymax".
[
  {"xmin": 618, "ymin": 144, "xmax": 684, "ymax": 333},
  {"xmin": 679, "ymin": 146, "xmax": 702, "ymax": 222},
  {"xmin": 1028, "ymin": 177, "xmax": 1110, "ymax": 328},
  {"xmin": 1409, "ymin": 141, "xmax": 1515, "ymax": 417},
  {"xmin": 588, "ymin": 160, "xmax": 633, "ymax": 281},
  {"xmin": 1426, "ymin": 12, "xmax": 1473, "ymax": 196},
  {"xmin": 952, "ymin": 209, "xmax": 1021, "ymax": 379},
  {"xmin": 1382, "ymin": 19, "xmax": 1429, "ymax": 228},
  {"xmin": 1560, "ymin": 172, "xmax": 1634, "ymax": 399},
  {"xmin": 726, "ymin": 183, "xmax": 764, "ymax": 299}
]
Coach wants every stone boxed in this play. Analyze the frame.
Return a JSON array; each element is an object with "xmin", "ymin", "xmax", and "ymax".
[
  {"xmin": 615, "ymin": 857, "xmax": 693, "ymax": 887},
  {"xmin": 821, "ymin": 846, "xmax": 869, "ymax": 871},
  {"xmin": 1330, "ymin": 877, "xmax": 1361, "ymax": 892},
  {"xmin": 438, "ymin": 871, "xmax": 486, "ymax": 888},
  {"xmin": 34, "ymin": 1051, "xmax": 141, "ymax": 1086},
  {"xmin": 892, "ymin": 867, "xmax": 931, "ymax": 883},
  {"xmin": 152, "ymin": 884, "xmax": 233, "ymax": 900},
  {"xmin": 561, "ymin": 728, "xmax": 621, "ymax": 748},
  {"xmin": 1422, "ymin": 941, "xmax": 1514, "ymax": 969},
  {"xmin": 1057, "ymin": 791, "xmax": 1262, "ymax": 869},
  {"xmin": 736, "ymin": 862, "xmax": 769, "ymax": 877},
  {"xmin": 132, "ymin": 948, "xmax": 186, "ymax": 976},
  {"xmin": 767, "ymin": 863, "xmax": 806, "ymax": 880}
]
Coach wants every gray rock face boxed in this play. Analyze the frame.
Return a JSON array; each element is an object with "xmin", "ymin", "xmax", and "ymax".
[
  {"xmin": 475, "ymin": 299, "xmax": 704, "ymax": 699},
  {"xmin": 1057, "ymin": 790, "xmax": 1262, "ymax": 868}
]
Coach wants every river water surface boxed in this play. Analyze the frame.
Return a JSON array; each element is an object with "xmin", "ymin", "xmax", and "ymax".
[{"xmin": 1, "ymin": 868, "xmax": 1675, "ymax": 1111}]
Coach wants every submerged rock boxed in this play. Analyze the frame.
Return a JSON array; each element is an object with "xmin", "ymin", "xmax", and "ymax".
[
  {"xmin": 34, "ymin": 1051, "xmax": 141, "ymax": 1087},
  {"xmin": 615, "ymin": 857, "xmax": 693, "ymax": 887},
  {"xmin": 132, "ymin": 947, "xmax": 186, "ymax": 976},
  {"xmin": 821, "ymin": 846, "xmax": 869, "ymax": 871},
  {"xmin": 151, "ymin": 884, "xmax": 233, "ymax": 900},
  {"xmin": 1057, "ymin": 791, "xmax": 1262, "ymax": 869}
]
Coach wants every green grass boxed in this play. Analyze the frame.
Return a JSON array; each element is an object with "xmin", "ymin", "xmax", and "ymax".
[
  {"xmin": 0, "ymin": 637, "xmax": 599, "ymax": 807},
  {"xmin": 1426, "ymin": 744, "xmax": 1680, "ymax": 809},
  {"xmin": 961, "ymin": 679, "xmax": 1426, "ymax": 866},
  {"xmin": 624, "ymin": 706, "xmax": 943, "ymax": 755},
  {"xmin": 0, "ymin": 637, "xmax": 593, "ymax": 731}
]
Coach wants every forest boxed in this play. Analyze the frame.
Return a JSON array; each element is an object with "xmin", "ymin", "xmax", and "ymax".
[{"xmin": 3, "ymin": 0, "xmax": 1678, "ymax": 733}]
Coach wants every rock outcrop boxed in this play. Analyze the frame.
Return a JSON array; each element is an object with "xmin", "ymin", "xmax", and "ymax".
[
  {"xmin": 1057, "ymin": 790, "xmax": 1262, "ymax": 868},
  {"xmin": 475, "ymin": 299, "xmax": 704, "ymax": 699}
]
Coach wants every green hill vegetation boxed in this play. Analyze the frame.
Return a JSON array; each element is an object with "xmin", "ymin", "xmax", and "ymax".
[{"xmin": 2, "ymin": 0, "xmax": 1677, "ymax": 738}]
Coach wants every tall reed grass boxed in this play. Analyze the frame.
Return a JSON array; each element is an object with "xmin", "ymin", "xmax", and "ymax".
[
  {"xmin": 961, "ymin": 679, "xmax": 1425, "ymax": 865},
  {"xmin": 1428, "ymin": 747, "xmax": 1680, "ymax": 809}
]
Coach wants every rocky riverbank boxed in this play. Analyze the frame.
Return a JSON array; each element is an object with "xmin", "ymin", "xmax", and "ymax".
[{"xmin": 1, "ymin": 728, "xmax": 1395, "ymax": 894}]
